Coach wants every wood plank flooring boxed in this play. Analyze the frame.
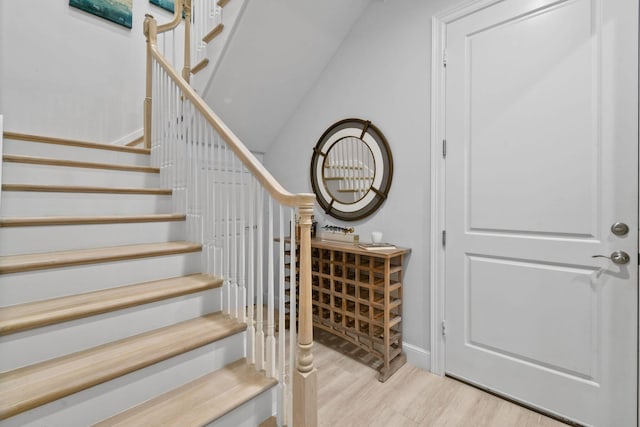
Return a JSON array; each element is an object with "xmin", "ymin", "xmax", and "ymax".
[{"xmin": 314, "ymin": 329, "xmax": 569, "ymax": 427}]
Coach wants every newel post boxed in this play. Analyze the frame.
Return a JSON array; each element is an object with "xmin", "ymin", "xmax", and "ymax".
[
  {"xmin": 293, "ymin": 203, "xmax": 318, "ymax": 427},
  {"xmin": 143, "ymin": 14, "xmax": 157, "ymax": 150},
  {"xmin": 182, "ymin": 0, "xmax": 192, "ymax": 83}
]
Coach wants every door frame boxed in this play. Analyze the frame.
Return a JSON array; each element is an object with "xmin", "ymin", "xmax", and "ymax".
[
  {"xmin": 429, "ymin": 0, "xmax": 506, "ymax": 377},
  {"xmin": 428, "ymin": 6, "xmax": 640, "ymax": 423}
]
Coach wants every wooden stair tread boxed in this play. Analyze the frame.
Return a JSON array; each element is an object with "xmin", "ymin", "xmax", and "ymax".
[
  {"xmin": 3, "ymin": 132, "xmax": 150, "ymax": 154},
  {"xmin": 94, "ymin": 358, "xmax": 276, "ymax": 427},
  {"xmin": 217, "ymin": 0, "xmax": 231, "ymax": 7},
  {"xmin": 0, "ymin": 273, "xmax": 223, "ymax": 335},
  {"xmin": 0, "ymin": 241, "xmax": 201, "ymax": 274},
  {"xmin": 203, "ymin": 23, "xmax": 224, "ymax": 43},
  {"xmin": 3, "ymin": 154, "xmax": 159, "ymax": 173},
  {"xmin": 0, "ymin": 214, "xmax": 186, "ymax": 227},
  {"xmin": 1, "ymin": 184, "xmax": 171, "ymax": 195},
  {"xmin": 0, "ymin": 313, "xmax": 246, "ymax": 420},
  {"xmin": 191, "ymin": 58, "xmax": 210, "ymax": 75}
]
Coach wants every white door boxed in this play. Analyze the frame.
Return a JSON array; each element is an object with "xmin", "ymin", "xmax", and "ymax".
[{"xmin": 444, "ymin": 0, "xmax": 638, "ymax": 425}]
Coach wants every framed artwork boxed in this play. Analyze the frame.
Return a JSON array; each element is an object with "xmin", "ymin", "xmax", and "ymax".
[
  {"xmin": 69, "ymin": 0, "xmax": 133, "ymax": 29},
  {"xmin": 150, "ymin": 0, "xmax": 176, "ymax": 13}
]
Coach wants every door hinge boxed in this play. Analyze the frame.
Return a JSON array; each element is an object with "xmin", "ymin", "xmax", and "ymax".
[
  {"xmin": 443, "ymin": 49, "xmax": 447, "ymax": 67},
  {"xmin": 442, "ymin": 230, "xmax": 446, "ymax": 247},
  {"xmin": 442, "ymin": 320, "xmax": 447, "ymax": 337},
  {"xmin": 442, "ymin": 139, "xmax": 447, "ymax": 158}
]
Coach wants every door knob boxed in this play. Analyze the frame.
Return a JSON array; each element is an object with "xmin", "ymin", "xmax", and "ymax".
[
  {"xmin": 592, "ymin": 251, "xmax": 631, "ymax": 265},
  {"xmin": 611, "ymin": 222, "xmax": 629, "ymax": 236}
]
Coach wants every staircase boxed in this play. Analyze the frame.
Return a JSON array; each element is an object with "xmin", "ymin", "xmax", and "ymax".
[{"xmin": 0, "ymin": 132, "xmax": 277, "ymax": 426}]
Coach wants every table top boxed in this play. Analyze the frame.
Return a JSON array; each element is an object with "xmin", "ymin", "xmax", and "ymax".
[{"xmin": 279, "ymin": 237, "xmax": 411, "ymax": 258}]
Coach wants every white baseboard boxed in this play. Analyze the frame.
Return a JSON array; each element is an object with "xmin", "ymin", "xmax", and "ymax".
[
  {"xmin": 403, "ymin": 342, "xmax": 431, "ymax": 372},
  {"xmin": 111, "ymin": 128, "xmax": 143, "ymax": 146}
]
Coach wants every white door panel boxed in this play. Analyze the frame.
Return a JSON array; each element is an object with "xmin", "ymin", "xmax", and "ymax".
[
  {"xmin": 466, "ymin": 255, "xmax": 597, "ymax": 378},
  {"xmin": 466, "ymin": 0, "xmax": 597, "ymax": 238},
  {"xmin": 444, "ymin": 0, "xmax": 638, "ymax": 425}
]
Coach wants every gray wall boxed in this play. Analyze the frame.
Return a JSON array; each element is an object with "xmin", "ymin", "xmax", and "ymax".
[
  {"xmin": 205, "ymin": 0, "xmax": 370, "ymax": 152},
  {"xmin": 265, "ymin": 0, "xmax": 452, "ymax": 369}
]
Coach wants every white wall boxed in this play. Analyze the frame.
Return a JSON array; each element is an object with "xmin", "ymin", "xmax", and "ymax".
[
  {"xmin": 0, "ymin": 0, "xmax": 175, "ymax": 144},
  {"xmin": 265, "ymin": 0, "xmax": 451, "ymax": 369}
]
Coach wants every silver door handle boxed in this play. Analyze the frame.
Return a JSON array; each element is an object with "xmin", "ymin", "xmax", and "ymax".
[{"xmin": 592, "ymin": 251, "xmax": 631, "ymax": 265}]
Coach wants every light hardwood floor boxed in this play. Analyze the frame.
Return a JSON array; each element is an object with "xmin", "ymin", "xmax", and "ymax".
[{"xmin": 313, "ymin": 329, "xmax": 568, "ymax": 427}]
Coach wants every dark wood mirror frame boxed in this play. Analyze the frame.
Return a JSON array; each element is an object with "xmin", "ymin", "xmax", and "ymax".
[{"xmin": 310, "ymin": 118, "xmax": 393, "ymax": 221}]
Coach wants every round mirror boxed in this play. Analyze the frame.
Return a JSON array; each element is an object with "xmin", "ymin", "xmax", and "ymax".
[{"xmin": 310, "ymin": 118, "xmax": 393, "ymax": 221}]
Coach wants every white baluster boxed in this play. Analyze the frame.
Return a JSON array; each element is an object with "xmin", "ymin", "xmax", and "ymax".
[
  {"xmin": 247, "ymin": 176, "xmax": 256, "ymax": 365},
  {"xmin": 171, "ymin": 28, "xmax": 176, "ymax": 70},
  {"xmin": 214, "ymin": 133, "xmax": 220, "ymax": 275},
  {"xmin": 193, "ymin": 0, "xmax": 198, "ymax": 55},
  {"xmin": 230, "ymin": 152, "xmax": 238, "ymax": 320},
  {"xmin": 186, "ymin": 104, "xmax": 193, "ymax": 241},
  {"xmin": 151, "ymin": 62, "xmax": 157, "ymax": 168},
  {"xmin": 220, "ymin": 145, "xmax": 227, "ymax": 314},
  {"xmin": 277, "ymin": 205, "xmax": 286, "ymax": 425},
  {"xmin": 238, "ymin": 162, "xmax": 247, "ymax": 324},
  {"xmin": 160, "ymin": 70, "xmax": 167, "ymax": 188},
  {"xmin": 197, "ymin": 113, "xmax": 204, "ymax": 245},
  {"xmin": 266, "ymin": 197, "xmax": 276, "ymax": 378},
  {"xmin": 206, "ymin": 126, "xmax": 214, "ymax": 275},
  {"xmin": 255, "ymin": 186, "xmax": 265, "ymax": 371},
  {"xmin": 288, "ymin": 209, "xmax": 297, "ymax": 426},
  {"xmin": 175, "ymin": 83, "xmax": 180, "ymax": 211},
  {"xmin": 224, "ymin": 145, "xmax": 231, "ymax": 315}
]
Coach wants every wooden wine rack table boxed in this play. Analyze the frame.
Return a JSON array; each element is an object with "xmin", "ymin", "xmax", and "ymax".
[{"xmin": 283, "ymin": 238, "xmax": 410, "ymax": 382}]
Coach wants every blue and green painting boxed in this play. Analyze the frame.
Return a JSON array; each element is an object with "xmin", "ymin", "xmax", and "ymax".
[
  {"xmin": 150, "ymin": 0, "xmax": 176, "ymax": 13},
  {"xmin": 69, "ymin": 0, "xmax": 133, "ymax": 28}
]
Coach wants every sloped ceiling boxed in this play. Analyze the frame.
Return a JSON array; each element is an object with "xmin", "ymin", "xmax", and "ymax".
[{"xmin": 203, "ymin": 0, "xmax": 371, "ymax": 152}]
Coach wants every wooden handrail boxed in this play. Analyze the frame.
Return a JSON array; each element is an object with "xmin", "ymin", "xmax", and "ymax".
[
  {"xmin": 156, "ymin": 0, "xmax": 183, "ymax": 33},
  {"xmin": 144, "ymin": 16, "xmax": 314, "ymax": 209}
]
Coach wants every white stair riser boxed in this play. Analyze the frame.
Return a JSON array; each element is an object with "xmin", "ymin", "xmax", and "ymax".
[
  {"xmin": 1, "ymin": 332, "xmax": 246, "ymax": 427},
  {"xmin": 2, "ymin": 162, "xmax": 160, "ymax": 188},
  {"xmin": 0, "ymin": 191, "xmax": 174, "ymax": 216},
  {"xmin": 208, "ymin": 388, "xmax": 275, "ymax": 427},
  {"xmin": 0, "ymin": 252, "xmax": 202, "ymax": 305},
  {"xmin": 0, "ymin": 289, "xmax": 222, "ymax": 371},
  {"xmin": 3, "ymin": 139, "xmax": 149, "ymax": 166},
  {"xmin": 0, "ymin": 221, "xmax": 186, "ymax": 255}
]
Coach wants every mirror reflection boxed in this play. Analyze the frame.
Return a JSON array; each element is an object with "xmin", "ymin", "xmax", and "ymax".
[{"xmin": 323, "ymin": 137, "xmax": 375, "ymax": 204}]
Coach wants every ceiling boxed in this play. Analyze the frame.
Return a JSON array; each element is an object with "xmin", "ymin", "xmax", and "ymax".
[{"xmin": 203, "ymin": 0, "xmax": 371, "ymax": 153}]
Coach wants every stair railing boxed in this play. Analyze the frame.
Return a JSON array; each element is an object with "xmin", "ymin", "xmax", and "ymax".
[
  {"xmin": 145, "ymin": 0, "xmax": 220, "ymax": 88},
  {"xmin": 144, "ymin": 10, "xmax": 317, "ymax": 427},
  {"xmin": 150, "ymin": 0, "xmax": 190, "ymax": 82}
]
